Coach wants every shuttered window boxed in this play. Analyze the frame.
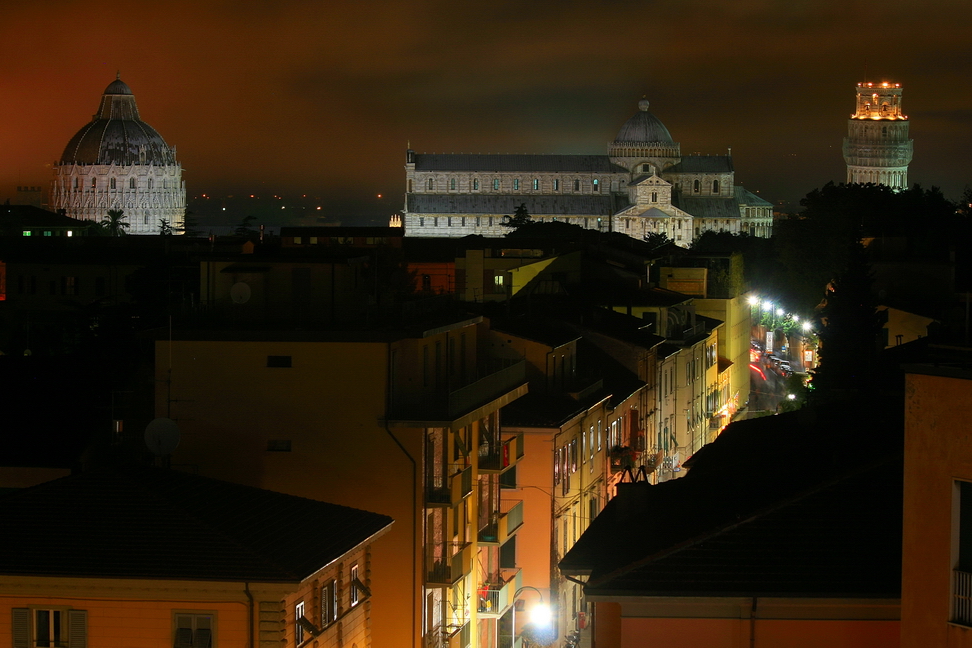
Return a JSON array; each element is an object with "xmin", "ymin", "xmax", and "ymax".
[{"xmin": 12, "ymin": 609, "xmax": 86, "ymax": 648}]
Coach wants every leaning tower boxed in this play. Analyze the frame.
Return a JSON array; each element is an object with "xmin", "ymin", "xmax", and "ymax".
[{"xmin": 842, "ymin": 81, "xmax": 913, "ymax": 190}]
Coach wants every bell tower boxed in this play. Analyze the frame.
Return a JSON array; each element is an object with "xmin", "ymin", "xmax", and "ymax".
[{"xmin": 842, "ymin": 81, "xmax": 913, "ymax": 190}]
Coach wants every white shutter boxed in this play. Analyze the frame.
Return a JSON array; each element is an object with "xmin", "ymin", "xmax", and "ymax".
[
  {"xmin": 12, "ymin": 608, "xmax": 29, "ymax": 648},
  {"xmin": 68, "ymin": 610, "xmax": 87, "ymax": 648}
]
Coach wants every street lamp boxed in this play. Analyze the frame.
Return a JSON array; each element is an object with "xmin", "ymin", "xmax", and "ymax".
[{"xmin": 512, "ymin": 586, "xmax": 552, "ymax": 648}]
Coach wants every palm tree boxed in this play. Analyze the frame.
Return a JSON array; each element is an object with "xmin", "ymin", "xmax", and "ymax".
[{"xmin": 101, "ymin": 209, "xmax": 130, "ymax": 237}]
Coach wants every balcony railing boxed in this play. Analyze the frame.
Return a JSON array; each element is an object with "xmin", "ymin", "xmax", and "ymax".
[
  {"xmin": 955, "ymin": 570, "xmax": 972, "ymax": 626},
  {"xmin": 426, "ymin": 464, "xmax": 473, "ymax": 506},
  {"xmin": 426, "ymin": 621, "xmax": 470, "ymax": 648},
  {"xmin": 479, "ymin": 499, "xmax": 523, "ymax": 545},
  {"xmin": 426, "ymin": 542, "xmax": 472, "ymax": 586},
  {"xmin": 480, "ymin": 435, "xmax": 521, "ymax": 473},
  {"xmin": 477, "ymin": 568, "xmax": 522, "ymax": 617}
]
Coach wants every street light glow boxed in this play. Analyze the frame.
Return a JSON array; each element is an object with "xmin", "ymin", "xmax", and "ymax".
[
  {"xmin": 748, "ymin": 295, "xmax": 759, "ymax": 306},
  {"xmin": 530, "ymin": 604, "xmax": 552, "ymax": 627},
  {"xmin": 802, "ymin": 321, "xmax": 812, "ymax": 332},
  {"xmin": 776, "ymin": 308, "xmax": 784, "ymax": 316}
]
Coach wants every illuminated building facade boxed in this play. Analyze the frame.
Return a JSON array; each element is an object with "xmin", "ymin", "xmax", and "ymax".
[
  {"xmin": 401, "ymin": 98, "xmax": 773, "ymax": 243},
  {"xmin": 50, "ymin": 77, "xmax": 185, "ymax": 235},
  {"xmin": 842, "ymin": 82, "xmax": 913, "ymax": 189}
]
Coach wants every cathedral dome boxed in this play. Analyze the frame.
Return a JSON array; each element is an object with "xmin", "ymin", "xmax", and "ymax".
[
  {"xmin": 614, "ymin": 98, "xmax": 674, "ymax": 144},
  {"xmin": 59, "ymin": 77, "xmax": 176, "ymax": 166}
]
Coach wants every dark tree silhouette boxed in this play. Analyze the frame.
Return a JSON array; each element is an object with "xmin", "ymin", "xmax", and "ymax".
[{"xmin": 101, "ymin": 209, "xmax": 129, "ymax": 236}]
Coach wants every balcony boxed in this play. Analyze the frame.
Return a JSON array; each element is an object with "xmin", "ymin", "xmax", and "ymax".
[
  {"xmin": 479, "ymin": 499, "xmax": 523, "ymax": 545},
  {"xmin": 479, "ymin": 434, "xmax": 522, "ymax": 473},
  {"xmin": 477, "ymin": 568, "xmax": 522, "ymax": 617},
  {"xmin": 426, "ymin": 541, "xmax": 472, "ymax": 587},
  {"xmin": 388, "ymin": 361, "xmax": 527, "ymax": 426},
  {"xmin": 426, "ymin": 621, "xmax": 470, "ymax": 648},
  {"xmin": 426, "ymin": 464, "xmax": 473, "ymax": 506}
]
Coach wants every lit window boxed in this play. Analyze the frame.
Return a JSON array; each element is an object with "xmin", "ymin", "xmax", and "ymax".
[
  {"xmin": 450, "ymin": 178, "xmax": 456, "ymax": 190},
  {"xmin": 473, "ymin": 179, "xmax": 480, "ymax": 190},
  {"xmin": 494, "ymin": 273, "xmax": 504, "ymax": 287},
  {"xmin": 553, "ymin": 179, "xmax": 560, "ymax": 191},
  {"xmin": 90, "ymin": 178, "xmax": 96, "ymax": 189},
  {"xmin": 493, "ymin": 179, "xmax": 500, "ymax": 190},
  {"xmin": 22, "ymin": 230, "xmax": 30, "ymax": 237},
  {"xmin": 350, "ymin": 564, "xmax": 360, "ymax": 606},
  {"xmin": 593, "ymin": 178, "xmax": 599, "ymax": 192},
  {"xmin": 295, "ymin": 601, "xmax": 305, "ymax": 645},
  {"xmin": 532, "ymin": 178, "xmax": 539, "ymax": 190},
  {"xmin": 513, "ymin": 178, "xmax": 520, "ymax": 190},
  {"xmin": 322, "ymin": 580, "xmax": 338, "ymax": 626}
]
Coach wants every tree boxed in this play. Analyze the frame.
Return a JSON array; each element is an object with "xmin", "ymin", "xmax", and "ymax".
[
  {"xmin": 178, "ymin": 210, "xmax": 202, "ymax": 237},
  {"xmin": 502, "ymin": 203, "xmax": 532, "ymax": 228},
  {"xmin": 234, "ymin": 214, "xmax": 257, "ymax": 237},
  {"xmin": 158, "ymin": 219, "xmax": 172, "ymax": 235},
  {"xmin": 101, "ymin": 209, "xmax": 129, "ymax": 237}
]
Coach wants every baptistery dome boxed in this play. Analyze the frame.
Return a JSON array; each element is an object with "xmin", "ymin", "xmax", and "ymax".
[
  {"xmin": 51, "ymin": 76, "xmax": 185, "ymax": 235},
  {"xmin": 60, "ymin": 78, "xmax": 177, "ymax": 167}
]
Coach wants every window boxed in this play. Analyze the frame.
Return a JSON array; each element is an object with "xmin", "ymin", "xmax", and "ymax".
[
  {"xmin": 553, "ymin": 179, "xmax": 560, "ymax": 191},
  {"xmin": 174, "ymin": 613, "xmax": 213, "ymax": 648},
  {"xmin": 12, "ymin": 609, "xmax": 86, "ymax": 648},
  {"xmin": 642, "ymin": 163, "xmax": 652, "ymax": 172},
  {"xmin": 954, "ymin": 481, "xmax": 972, "ymax": 625},
  {"xmin": 322, "ymin": 580, "xmax": 338, "ymax": 626},
  {"xmin": 130, "ymin": 177, "xmax": 136, "ymax": 189},
  {"xmin": 513, "ymin": 178, "xmax": 520, "ymax": 191},
  {"xmin": 693, "ymin": 179, "xmax": 700, "ymax": 193},
  {"xmin": 73, "ymin": 177, "xmax": 78, "ymax": 189},
  {"xmin": 295, "ymin": 601, "xmax": 305, "ymax": 645},
  {"xmin": 267, "ymin": 355, "xmax": 292, "ymax": 368},
  {"xmin": 110, "ymin": 177, "xmax": 116, "ymax": 189},
  {"xmin": 350, "ymin": 564, "xmax": 360, "ymax": 606},
  {"xmin": 712, "ymin": 179, "xmax": 720, "ymax": 193},
  {"xmin": 532, "ymin": 178, "xmax": 539, "ymax": 190},
  {"xmin": 447, "ymin": 217, "xmax": 452, "ymax": 226},
  {"xmin": 493, "ymin": 178, "xmax": 500, "ymax": 190},
  {"xmin": 573, "ymin": 179, "xmax": 580, "ymax": 192},
  {"xmin": 597, "ymin": 420, "xmax": 602, "ymax": 451},
  {"xmin": 419, "ymin": 217, "xmax": 424, "ymax": 227},
  {"xmin": 90, "ymin": 178, "xmax": 96, "ymax": 189},
  {"xmin": 592, "ymin": 178, "xmax": 599, "ymax": 192},
  {"xmin": 450, "ymin": 178, "xmax": 456, "ymax": 190},
  {"xmin": 473, "ymin": 179, "xmax": 480, "ymax": 190},
  {"xmin": 148, "ymin": 179, "xmax": 153, "ymax": 190},
  {"xmin": 570, "ymin": 439, "xmax": 577, "ymax": 473},
  {"xmin": 433, "ymin": 217, "xmax": 438, "ymax": 227},
  {"xmin": 651, "ymin": 191, "xmax": 657, "ymax": 202},
  {"xmin": 22, "ymin": 230, "xmax": 31, "ymax": 236},
  {"xmin": 428, "ymin": 178, "xmax": 434, "ymax": 191}
]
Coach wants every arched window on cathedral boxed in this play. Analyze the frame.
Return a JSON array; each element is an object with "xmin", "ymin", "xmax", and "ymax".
[
  {"xmin": 642, "ymin": 164, "xmax": 652, "ymax": 173},
  {"xmin": 91, "ymin": 178, "xmax": 96, "ymax": 189},
  {"xmin": 533, "ymin": 178, "xmax": 539, "ymax": 190},
  {"xmin": 450, "ymin": 178, "xmax": 456, "ymax": 190},
  {"xmin": 473, "ymin": 179, "xmax": 480, "ymax": 190},
  {"xmin": 693, "ymin": 180, "xmax": 700, "ymax": 193},
  {"xmin": 553, "ymin": 179, "xmax": 559, "ymax": 191},
  {"xmin": 73, "ymin": 177, "xmax": 79, "ymax": 190},
  {"xmin": 130, "ymin": 178, "xmax": 136, "ymax": 189},
  {"xmin": 148, "ymin": 179, "xmax": 153, "ymax": 190},
  {"xmin": 428, "ymin": 178, "xmax": 434, "ymax": 191},
  {"xmin": 651, "ymin": 192, "xmax": 658, "ymax": 202},
  {"xmin": 881, "ymin": 126, "xmax": 888, "ymax": 138},
  {"xmin": 110, "ymin": 177, "xmax": 116, "ymax": 190},
  {"xmin": 493, "ymin": 178, "xmax": 500, "ymax": 190},
  {"xmin": 513, "ymin": 178, "xmax": 520, "ymax": 190},
  {"xmin": 573, "ymin": 179, "xmax": 580, "ymax": 192},
  {"xmin": 408, "ymin": 179, "xmax": 413, "ymax": 192},
  {"xmin": 593, "ymin": 178, "xmax": 599, "ymax": 192},
  {"xmin": 712, "ymin": 179, "xmax": 720, "ymax": 194}
]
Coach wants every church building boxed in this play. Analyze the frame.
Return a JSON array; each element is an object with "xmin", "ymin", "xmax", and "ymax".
[
  {"xmin": 401, "ymin": 98, "xmax": 773, "ymax": 243},
  {"xmin": 50, "ymin": 77, "xmax": 185, "ymax": 235}
]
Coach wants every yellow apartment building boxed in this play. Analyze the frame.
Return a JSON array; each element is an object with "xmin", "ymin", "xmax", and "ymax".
[
  {"xmin": 155, "ymin": 313, "xmax": 528, "ymax": 648},
  {"xmin": 0, "ymin": 467, "xmax": 392, "ymax": 648},
  {"xmin": 902, "ymin": 365, "xmax": 972, "ymax": 647}
]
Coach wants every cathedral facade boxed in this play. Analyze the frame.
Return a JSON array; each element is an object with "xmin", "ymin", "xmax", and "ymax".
[
  {"xmin": 842, "ymin": 82, "xmax": 913, "ymax": 189},
  {"xmin": 401, "ymin": 98, "xmax": 773, "ymax": 242},
  {"xmin": 50, "ymin": 77, "xmax": 185, "ymax": 235}
]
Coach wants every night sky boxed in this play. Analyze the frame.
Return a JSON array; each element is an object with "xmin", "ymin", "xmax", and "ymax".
[{"xmin": 1, "ymin": 0, "xmax": 969, "ymax": 223}]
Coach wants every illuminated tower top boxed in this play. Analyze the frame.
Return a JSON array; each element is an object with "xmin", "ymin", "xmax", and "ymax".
[
  {"xmin": 843, "ymin": 81, "xmax": 913, "ymax": 190},
  {"xmin": 850, "ymin": 82, "xmax": 907, "ymax": 121}
]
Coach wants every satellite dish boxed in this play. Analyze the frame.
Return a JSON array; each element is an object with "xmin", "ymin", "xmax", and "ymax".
[
  {"xmin": 145, "ymin": 417, "xmax": 180, "ymax": 456},
  {"xmin": 230, "ymin": 281, "xmax": 251, "ymax": 304}
]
